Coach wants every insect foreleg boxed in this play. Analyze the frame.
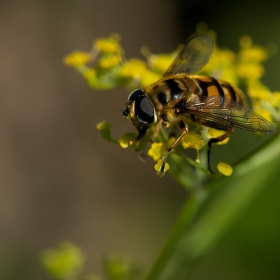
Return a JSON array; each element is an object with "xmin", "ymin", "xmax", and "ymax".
[
  {"xmin": 207, "ymin": 127, "xmax": 234, "ymax": 173},
  {"xmin": 139, "ymin": 119, "xmax": 164, "ymax": 162},
  {"xmin": 158, "ymin": 121, "xmax": 188, "ymax": 177}
]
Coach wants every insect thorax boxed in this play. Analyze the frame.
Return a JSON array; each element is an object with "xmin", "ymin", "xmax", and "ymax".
[{"xmin": 144, "ymin": 75, "xmax": 199, "ymax": 123}]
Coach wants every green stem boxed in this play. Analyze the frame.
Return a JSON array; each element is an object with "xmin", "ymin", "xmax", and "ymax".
[
  {"xmin": 143, "ymin": 191, "xmax": 201, "ymax": 280},
  {"xmin": 144, "ymin": 131, "xmax": 280, "ymax": 280},
  {"xmin": 232, "ymin": 129, "xmax": 280, "ymax": 168}
]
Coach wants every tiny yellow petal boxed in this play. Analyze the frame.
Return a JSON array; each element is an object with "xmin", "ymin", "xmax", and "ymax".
[
  {"xmin": 140, "ymin": 71, "xmax": 162, "ymax": 88},
  {"xmin": 120, "ymin": 59, "xmax": 147, "ymax": 77},
  {"xmin": 64, "ymin": 51, "xmax": 91, "ymax": 67},
  {"xmin": 181, "ymin": 133, "xmax": 204, "ymax": 163},
  {"xmin": 149, "ymin": 54, "xmax": 175, "ymax": 74},
  {"xmin": 273, "ymin": 91, "xmax": 280, "ymax": 103},
  {"xmin": 116, "ymin": 59, "xmax": 148, "ymax": 87},
  {"xmin": 237, "ymin": 63, "xmax": 264, "ymax": 80},
  {"xmin": 148, "ymin": 142, "xmax": 165, "ymax": 161},
  {"xmin": 83, "ymin": 68, "xmax": 96, "ymax": 79},
  {"xmin": 118, "ymin": 133, "xmax": 135, "ymax": 149},
  {"xmin": 253, "ymin": 107, "xmax": 273, "ymax": 122},
  {"xmin": 98, "ymin": 55, "xmax": 121, "ymax": 69},
  {"xmin": 217, "ymin": 162, "xmax": 233, "ymax": 176},
  {"xmin": 94, "ymin": 35, "xmax": 121, "ymax": 53},
  {"xmin": 239, "ymin": 44, "xmax": 267, "ymax": 62},
  {"xmin": 154, "ymin": 159, "xmax": 169, "ymax": 176},
  {"xmin": 119, "ymin": 139, "xmax": 132, "ymax": 148},
  {"xmin": 182, "ymin": 133, "xmax": 204, "ymax": 150},
  {"xmin": 96, "ymin": 121, "xmax": 111, "ymax": 131},
  {"xmin": 247, "ymin": 82, "xmax": 270, "ymax": 99},
  {"xmin": 141, "ymin": 46, "xmax": 175, "ymax": 74}
]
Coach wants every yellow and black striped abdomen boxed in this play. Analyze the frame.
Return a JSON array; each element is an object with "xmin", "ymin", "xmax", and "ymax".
[{"xmin": 194, "ymin": 76, "xmax": 246, "ymax": 106}]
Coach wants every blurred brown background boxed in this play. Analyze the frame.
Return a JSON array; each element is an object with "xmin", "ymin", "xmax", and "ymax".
[{"xmin": 1, "ymin": 0, "xmax": 280, "ymax": 279}]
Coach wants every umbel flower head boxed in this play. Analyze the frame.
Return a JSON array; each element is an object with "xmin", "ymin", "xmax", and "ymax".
[{"xmin": 65, "ymin": 29, "xmax": 279, "ymax": 177}]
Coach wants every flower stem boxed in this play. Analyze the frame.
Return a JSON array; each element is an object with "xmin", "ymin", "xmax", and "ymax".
[
  {"xmin": 232, "ymin": 130, "xmax": 280, "ymax": 168},
  {"xmin": 143, "ymin": 190, "xmax": 201, "ymax": 280}
]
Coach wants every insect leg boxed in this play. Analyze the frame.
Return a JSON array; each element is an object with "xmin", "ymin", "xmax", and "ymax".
[
  {"xmin": 158, "ymin": 121, "xmax": 188, "ymax": 176},
  {"xmin": 135, "ymin": 125, "xmax": 149, "ymax": 141},
  {"xmin": 138, "ymin": 119, "xmax": 164, "ymax": 162},
  {"xmin": 150, "ymin": 119, "xmax": 165, "ymax": 143},
  {"xmin": 207, "ymin": 127, "xmax": 234, "ymax": 173}
]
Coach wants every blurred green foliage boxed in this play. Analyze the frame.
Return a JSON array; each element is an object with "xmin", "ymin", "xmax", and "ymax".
[
  {"xmin": 41, "ymin": 242, "xmax": 85, "ymax": 280},
  {"xmin": 41, "ymin": 243, "xmax": 143, "ymax": 280}
]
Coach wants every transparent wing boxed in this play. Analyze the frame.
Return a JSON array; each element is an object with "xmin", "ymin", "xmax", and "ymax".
[
  {"xmin": 183, "ymin": 96, "xmax": 276, "ymax": 133},
  {"xmin": 164, "ymin": 34, "xmax": 214, "ymax": 77}
]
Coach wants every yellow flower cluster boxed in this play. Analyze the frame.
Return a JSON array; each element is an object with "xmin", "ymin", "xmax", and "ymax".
[
  {"xmin": 181, "ymin": 133, "xmax": 204, "ymax": 163},
  {"xmin": 66, "ymin": 31, "xmax": 279, "ymax": 177},
  {"xmin": 63, "ymin": 34, "xmax": 178, "ymax": 90},
  {"xmin": 64, "ymin": 51, "xmax": 91, "ymax": 67},
  {"xmin": 201, "ymin": 35, "xmax": 280, "ymax": 123}
]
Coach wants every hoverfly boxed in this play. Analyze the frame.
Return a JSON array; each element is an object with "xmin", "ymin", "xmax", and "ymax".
[{"xmin": 123, "ymin": 34, "xmax": 276, "ymax": 176}]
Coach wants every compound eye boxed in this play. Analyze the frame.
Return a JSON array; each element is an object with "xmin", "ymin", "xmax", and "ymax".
[
  {"xmin": 128, "ymin": 89, "xmax": 143, "ymax": 102},
  {"xmin": 135, "ymin": 96, "xmax": 154, "ymax": 124}
]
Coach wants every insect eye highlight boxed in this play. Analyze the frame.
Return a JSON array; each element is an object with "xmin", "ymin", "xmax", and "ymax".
[{"xmin": 128, "ymin": 89, "xmax": 144, "ymax": 102}]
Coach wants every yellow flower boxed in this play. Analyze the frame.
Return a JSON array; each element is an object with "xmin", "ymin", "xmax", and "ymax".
[
  {"xmin": 64, "ymin": 51, "xmax": 91, "ymax": 67},
  {"xmin": 182, "ymin": 133, "xmax": 204, "ymax": 163},
  {"xmin": 141, "ymin": 46, "xmax": 175, "ymax": 74},
  {"xmin": 94, "ymin": 34, "xmax": 121, "ymax": 54},
  {"xmin": 217, "ymin": 162, "xmax": 233, "ymax": 176},
  {"xmin": 121, "ymin": 59, "xmax": 147, "ymax": 77},
  {"xmin": 154, "ymin": 159, "xmax": 170, "ymax": 176},
  {"xmin": 247, "ymin": 81, "xmax": 270, "ymax": 99},
  {"xmin": 239, "ymin": 36, "xmax": 267, "ymax": 63},
  {"xmin": 148, "ymin": 53, "xmax": 175, "ymax": 74},
  {"xmin": 204, "ymin": 49, "xmax": 235, "ymax": 72},
  {"xmin": 118, "ymin": 133, "xmax": 136, "ymax": 148},
  {"xmin": 140, "ymin": 71, "xmax": 162, "ymax": 88},
  {"xmin": 182, "ymin": 133, "xmax": 204, "ymax": 149},
  {"xmin": 219, "ymin": 68, "xmax": 238, "ymax": 86},
  {"xmin": 237, "ymin": 63, "xmax": 264, "ymax": 80},
  {"xmin": 83, "ymin": 68, "xmax": 96, "ymax": 79},
  {"xmin": 148, "ymin": 142, "xmax": 166, "ymax": 161},
  {"xmin": 271, "ymin": 92, "xmax": 280, "ymax": 108},
  {"xmin": 116, "ymin": 59, "xmax": 148, "ymax": 87},
  {"xmin": 273, "ymin": 91, "xmax": 280, "ymax": 101},
  {"xmin": 253, "ymin": 106, "xmax": 273, "ymax": 122},
  {"xmin": 98, "ymin": 55, "xmax": 121, "ymax": 69}
]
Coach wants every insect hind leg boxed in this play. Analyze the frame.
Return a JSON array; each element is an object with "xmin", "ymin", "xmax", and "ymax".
[{"xmin": 207, "ymin": 127, "xmax": 234, "ymax": 173}]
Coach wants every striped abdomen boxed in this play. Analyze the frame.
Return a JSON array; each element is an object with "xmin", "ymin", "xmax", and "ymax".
[{"xmin": 194, "ymin": 75, "xmax": 245, "ymax": 106}]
